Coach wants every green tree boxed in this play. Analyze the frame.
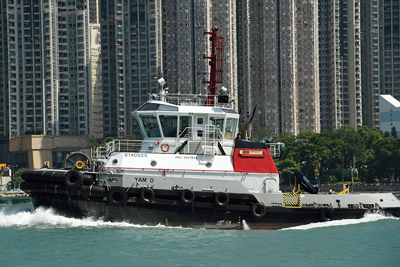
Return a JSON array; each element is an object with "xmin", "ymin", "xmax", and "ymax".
[
  {"xmin": 391, "ymin": 126, "xmax": 398, "ymax": 138},
  {"xmin": 8, "ymin": 168, "xmax": 26, "ymax": 188},
  {"xmin": 336, "ymin": 127, "xmax": 365, "ymax": 183},
  {"xmin": 357, "ymin": 126, "xmax": 383, "ymax": 182},
  {"xmin": 88, "ymin": 135, "xmax": 100, "ymax": 148},
  {"xmin": 100, "ymin": 136, "xmax": 115, "ymax": 147},
  {"xmin": 252, "ymin": 126, "xmax": 274, "ymax": 142},
  {"xmin": 278, "ymin": 134, "xmax": 297, "ymax": 160},
  {"xmin": 370, "ymin": 137, "xmax": 397, "ymax": 182},
  {"xmin": 384, "ymin": 131, "xmax": 391, "ymax": 138},
  {"xmin": 276, "ymin": 159, "xmax": 301, "ymax": 185},
  {"xmin": 319, "ymin": 173, "xmax": 337, "ymax": 184},
  {"xmin": 0, "ymin": 166, "xmax": 5, "ymax": 180},
  {"xmin": 358, "ymin": 126, "xmax": 382, "ymax": 150}
]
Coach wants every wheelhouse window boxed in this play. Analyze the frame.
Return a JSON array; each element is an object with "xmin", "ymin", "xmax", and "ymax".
[
  {"xmin": 138, "ymin": 103, "xmax": 178, "ymax": 111},
  {"xmin": 210, "ymin": 117, "xmax": 224, "ymax": 139},
  {"xmin": 139, "ymin": 115, "xmax": 161, "ymax": 137},
  {"xmin": 210, "ymin": 117, "xmax": 224, "ymax": 129},
  {"xmin": 159, "ymin": 115, "xmax": 178, "ymax": 137},
  {"xmin": 138, "ymin": 103, "xmax": 158, "ymax": 111},
  {"xmin": 224, "ymin": 118, "xmax": 238, "ymax": 140},
  {"xmin": 179, "ymin": 116, "xmax": 192, "ymax": 138}
]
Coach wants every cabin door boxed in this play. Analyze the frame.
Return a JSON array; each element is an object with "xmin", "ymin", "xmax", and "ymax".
[{"xmin": 194, "ymin": 116, "xmax": 207, "ymax": 139}]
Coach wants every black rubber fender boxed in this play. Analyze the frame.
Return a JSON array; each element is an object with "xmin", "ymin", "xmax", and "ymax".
[
  {"xmin": 80, "ymin": 186, "xmax": 106, "ymax": 198},
  {"xmin": 63, "ymin": 170, "xmax": 84, "ymax": 190},
  {"xmin": 140, "ymin": 187, "xmax": 155, "ymax": 203},
  {"xmin": 214, "ymin": 192, "xmax": 229, "ymax": 207},
  {"xmin": 107, "ymin": 186, "xmax": 128, "ymax": 206},
  {"xmin": 181, "ymin": 189, "xmax": 195, "ymax": 205},
  {"xmin": 319, "ymin": 208, "xmax": 334, "ymax": 222},
  {"xmin": 251, "ymin": 203, "xmax": 266, "ymax": 218}
]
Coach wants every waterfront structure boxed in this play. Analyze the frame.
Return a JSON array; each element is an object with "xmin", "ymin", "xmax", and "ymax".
[
  {"xmin": 319, "ymin": 0, "xmax": 362, "ymax": 131},
  {"xmin": 99, "ymin": 0, "xmax": 162, "ymax": 137},
  {"xmin": 361, "ymin": 0, "xmax": 400, "ymax": 129},
  {"xmin": 379, "ymin": 95, "xmax": 400, "ymax": 136},
  {"xmin": 89, "ymin": 24, "xmax": 103, "ymax": 138},
  {"xmin": 0, "ymin": 1, "xmax": 91, "ymax": 138},
  {"xmin": 237, "ymin": 0, "xmax": 320, "ymax": 135}
]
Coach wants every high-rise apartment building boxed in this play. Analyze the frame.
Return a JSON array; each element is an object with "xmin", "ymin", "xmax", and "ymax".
[
  {"xmin": 162, "ymin": 0, "xmax": 237, "ymax": 110},
  {"xmin": 0, "ymin": 0, "xmax": 91, "ymax": 138},
  {"xmin": 89, "ymin": 0, "xmax": 100, "ymax": 23},
  {"xmin": 319, "ymin": 0, "xmax": 362, "ymax": 131},
  {"xmin": 58, "ymin": 1, "xmax": 91, "ymax": 136},
  {"xmin": 100, "ymin": 0, "xmax": 162, "ymax": 137},
  {"xmin": 100, "ymin": 0, "xmax": 237, "ymax": 138},
  {"xmin": 361, "ymin": 0, "xmax": 400, "ymax": 129},
  {"xmin": 212, "ymin": 0, "xmax": 238, "ymax": 111},
  {"xmin": 0, "ymin": 4, "xmax": 9, "ymax": 138},
  {"xmin": 162, "ymin": 0, "xmax": 211, "ymax": 96},
  {"xmin": 237, "ymin": 0, "xmax": 320, "ymax": 135},
  {"xmin": 6, "ymin": 0, "xmax": 59, "ymax": 137},
  {"xmin": 89, "ymin": 24, "xmax": 103, "ymax": 138}
]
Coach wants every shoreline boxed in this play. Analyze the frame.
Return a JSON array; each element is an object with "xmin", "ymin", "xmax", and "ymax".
[{"xmin": 0, "ymin": 192, "xmax": 29, "ymax": 198}]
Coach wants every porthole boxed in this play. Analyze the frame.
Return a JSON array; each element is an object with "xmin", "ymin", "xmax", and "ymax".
[
  {"xmin": 150, "ymin": 160, "xmax": 157, "ymax": 167},
  {"xmin": 206, "ymin": 162, "xmax": 212, "ymax": 168},
  {"xmin": 112, "ymin": 159, "xmax": 118, "ymax": 166}
]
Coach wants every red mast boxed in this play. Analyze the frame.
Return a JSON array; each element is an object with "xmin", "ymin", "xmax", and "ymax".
[{"xmin": 203, "ymin": 28, "xmax": 224, "ymax": 106}]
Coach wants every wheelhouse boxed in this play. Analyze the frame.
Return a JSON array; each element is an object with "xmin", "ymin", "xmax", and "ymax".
[{"xmin": 132, "ymin": 100, "xmax": 239, "ymax": 155}]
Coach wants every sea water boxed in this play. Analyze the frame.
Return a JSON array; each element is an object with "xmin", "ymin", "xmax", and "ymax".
[{"xmin": 0, "ymin": 203, "xmax": 399, "ymax": 267}]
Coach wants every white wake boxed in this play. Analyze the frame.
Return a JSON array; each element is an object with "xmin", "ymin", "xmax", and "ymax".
[
  {"xmin": 282, "ymin": 211, "xmax": 398, "ymax": 231},
  {"xmin": 0, "ymin": 207, "xmax": 174, "ymax": 229},
  {"xmin": 242, "ymin": 220, "xmax": 251, "ymax": 230}
]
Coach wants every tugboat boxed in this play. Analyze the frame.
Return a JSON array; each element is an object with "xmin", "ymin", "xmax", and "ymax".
[{"xmin": 21, "ymin": 29, "xmax": 400, "ymax": 230}]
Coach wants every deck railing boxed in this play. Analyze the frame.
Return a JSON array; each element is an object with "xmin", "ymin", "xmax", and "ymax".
[{"xmin": 91, "ymin": 134, "xmax": 282, "ymax": 160}]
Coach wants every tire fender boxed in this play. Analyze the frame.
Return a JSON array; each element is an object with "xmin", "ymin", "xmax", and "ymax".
[
  {"xmin": 251, "ymin": 203, "xmax": 266, "ymax": 218},
  {"xmin": 63, "ymin": 170, "xmax": 84, "ymax": 191},
  {"xmin": 140, "ymin": 187, "xmax": 155, "ymax": 203},
  {"xmin": 319, "ymin": 208, "xmax": 334, "ymax": 222},
  {"xmin": 214, "ymin": 192, "xmax": 229, "ymax": 207},
  {"xmin": 181, "ymin": 189, "xmax": 195, "ymax": 205},
  {"xmin": 107, "ymin": 186, "xmax": 128, "ymax": 206}
]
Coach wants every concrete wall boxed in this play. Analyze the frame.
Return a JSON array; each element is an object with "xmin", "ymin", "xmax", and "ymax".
[
  {"xmin": 9, "ymin": 135, "xmax": 90, "ymax": 169},
  {"xmin": 0, "ymin": 176, "xmax": 11, "ymax": 186}
]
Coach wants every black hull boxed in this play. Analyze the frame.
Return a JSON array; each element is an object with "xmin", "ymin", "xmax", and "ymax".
[
  {"xmin": 21, "ymin": 173, "xmax": 400, "ymax": 230},
  {"xmin": 28, "ymin": 191, "xmax": 397, "ymax": 230}
]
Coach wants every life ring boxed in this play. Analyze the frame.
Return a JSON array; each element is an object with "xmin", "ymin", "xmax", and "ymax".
[
  {"xmin": 161, "ymin": 143, "xmax": 170, "ymax": 152},
  {"xmin": 63, "ymin": 170, "xmax": 83, "ymax": 190},
  {"xmin": 107, "ymin": 186, "xmax": 128, "ymax": 206},
  {"xmin": 140, "ymin": 187, "xmax": 155, "ymax": 203},
  {"xmin": 251, "ymin": 203, "xmax": 266, "ymax": 218},
  {"xmin": 215, "ymin": 192, "xmax": 229, "ymax": 207},
  {"xmin": 181, "ymin": 189, "xmax": 195, "ymax": 205},
  {"xmin": 319, "ymin": 208, "xmax": 334, "ymax": 222}
]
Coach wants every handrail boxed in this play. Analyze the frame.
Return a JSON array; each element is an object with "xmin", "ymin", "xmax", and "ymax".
[{"xmin": 91, "ymin": 134, "xmax": 282, "ymax": 161}]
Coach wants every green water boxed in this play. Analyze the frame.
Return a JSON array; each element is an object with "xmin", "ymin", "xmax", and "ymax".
[
  {"xmin": 0, "ymin": 196, "xmax": 31, "ymax": 205},
  {"xmin": 0, "ymin": 203, "xmax": 399, "ymax": 267}
]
